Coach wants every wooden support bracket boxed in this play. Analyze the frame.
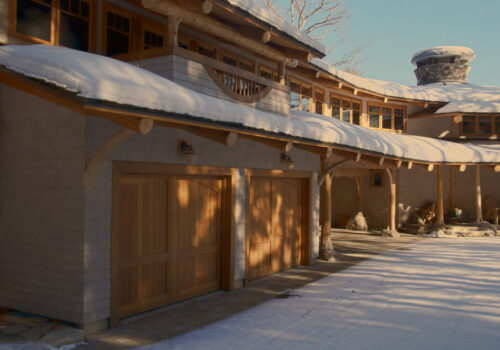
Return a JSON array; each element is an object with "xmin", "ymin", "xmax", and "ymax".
[
  {"xmin": 318, "ymin": 158, "xmax": 351, "ymax": 186},
  {"xmin": 182, "ymin": 126, "xmax": 238, "ymax": 147},
  {"xmin": 82, "ymin": 128, "xmax": 136, "ymax": 188}
]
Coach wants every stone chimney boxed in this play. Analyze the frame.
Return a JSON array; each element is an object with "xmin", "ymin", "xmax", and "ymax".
[{"xmin": 411, "ymin": 46, "xmax": 475, "ymax": 85}]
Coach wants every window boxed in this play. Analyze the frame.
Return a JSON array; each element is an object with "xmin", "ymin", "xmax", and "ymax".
[
  {"xmin": 198, "ymin": 43, "xmax": 216, "ymax": 58},
  {"xmin": 370, "ymin": 170, "xmax": 385, "ymax": 188},
  {"xmin": 315, "ymin": 89, "xmax": 324, "ymax": 115},
  {"xmin": 461, "ymin": 115, "xmax": 499, "ymax": 137},
  {"xmin": 221, "ymin": 50, "xmax": 255, "ymax": 73},
  {"xmin": 331, "ymin": 94, "xmax": 362, "ymax": 124},
  {"xmin": 102, "ymin": 4, "xmax": 167, "ymax": 59},
  {"xmin": 259, "ymin": 67, "xmax": 277, "ymax": 82},
  {"xmin": 368, "ymin": 103, "xmax": 406, "ymax": 131},
  {"xmin": 105, "ymin": 10, "xmax": 130, "ymax": 56},
  {"xmin": 144, "ymin": 29, "xmax": 164, "ymax": 50},
  {"xmin": 12, "ymin": 0, "xmax": 93, "ymax": 51},
  {"xmin": 301, "ymin": 85, "xmax": 312, "ymax": 112},
  {"xmin": 290, "ymin": 81, "xmax": 301, "ymax": 111},
  {"xmin": 331, "ymin": 97, "xmax": 341, "ymax": 119}
]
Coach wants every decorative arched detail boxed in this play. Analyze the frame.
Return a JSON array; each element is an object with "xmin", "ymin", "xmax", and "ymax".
[{"xmin": 205, "ymin": 66, "xmax": 273, "ymax": 104}]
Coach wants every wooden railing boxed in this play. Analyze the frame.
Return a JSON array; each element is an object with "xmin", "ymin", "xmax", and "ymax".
[{"xmin": 216, "ymin": 69, "xmax": 266, "ymax": 97}]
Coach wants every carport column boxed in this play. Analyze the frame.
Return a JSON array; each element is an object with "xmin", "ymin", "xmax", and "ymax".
[
  {"xmin": 385, "ymin": 168, "xmax": 396, "ymax": 232},
  {"xmin": 319, "ymin": 160, "xmax": 334, "ymax": 261},
  {"xmin": 449, "ymin": 167, "xmax": 456, "ymax": 209},
  {"xmin": 436, "ymin": 165, "xmax": 445, "ymax": 226},
  {"xmin": 474, "ymin": 165, "xmax": 483, "ymax": 223}
]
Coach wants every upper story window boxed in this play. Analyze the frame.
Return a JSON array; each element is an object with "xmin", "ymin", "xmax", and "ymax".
[
  {"xmin": 103, "ymin": 3, "xmax": 167, "ymax": 59},
  {"xmin": 331, "ymin": 94, "xmax": 361, "ymax": 125},
  {"xmin": 315, "ymin": 89, "xmax": 324, "ymax": 115},
  {"xmin": 289, "ymin": 79, "xmax": 312, "ymax": 112},
  {"xmin": 461, "ymin": 115, "xmax": 500, "ymax": 137},
  {"xmin": 259, "ymin": 66, "xmax": 278, "ymax": 82},
  {"xmin": 11, "ymin": 0, "xmax": 93, "ymax": 51},
  {"xmin": 221, "ymin": 50, "xmax": 255, "ymax": 73},
  {"xmin": 368, "ymin": 103, "xmax": 405, "ymax": 131}
]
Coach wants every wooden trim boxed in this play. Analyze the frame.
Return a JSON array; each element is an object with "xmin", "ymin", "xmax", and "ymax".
[
  {"xmin": 385, "ymin": 168, "xmax": 396, "ymax": 231},
  {"xmin": 436, "ymin": 165, "xmax": 444, "ymax": 226},
  {"xmin": 204, "ymin": 66, "xmax": 273, "ymax": 104},
  {"xmin": 171, "ymin": 47, "xmax": 287, "ymax": 92}
]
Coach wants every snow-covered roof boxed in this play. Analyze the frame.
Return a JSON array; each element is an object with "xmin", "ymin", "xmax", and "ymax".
[
  {"xmin": 222, "ymin": 0, "xmax": 326, "ymax": 56},
  {"xmin": 0, "ymin": 45, "xmax": 499, "ymax": 164},
  {"xmin": 311, "ymin": 58, "xmax": 500, "ymax": 114},
  {"xmin": 411, "ymin": 46, "xmax": 475, "ymax": 65}
]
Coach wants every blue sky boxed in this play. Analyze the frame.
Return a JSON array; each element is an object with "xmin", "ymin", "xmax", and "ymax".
[{"xmin": 322, "ymin": 0, "xmax": 500, "ymax": 86}]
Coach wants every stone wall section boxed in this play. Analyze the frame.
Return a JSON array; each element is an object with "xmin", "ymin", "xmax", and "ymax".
[
  {"xmin": 415, "ymin": 63, "xmax": 470, "ymax": 85},
  {"xmin": 0, "ymin": 85, "xmax": 86, "ymax": 324},
  {"xmin": 134, "ymin": 55, "xmax": 290, "ymax": 116}
]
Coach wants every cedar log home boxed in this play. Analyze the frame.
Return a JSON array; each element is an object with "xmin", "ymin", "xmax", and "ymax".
[{"xmin": 0, "ymin": 0, "xmax": 499, "ymax": 332}]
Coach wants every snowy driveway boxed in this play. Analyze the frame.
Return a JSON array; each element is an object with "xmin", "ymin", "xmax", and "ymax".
[{"xmin": 136, "ymin": 237, "xmax": 500, "ymax": 350}]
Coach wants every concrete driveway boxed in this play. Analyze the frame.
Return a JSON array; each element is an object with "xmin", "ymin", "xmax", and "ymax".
[{"xmin": 136, "ymin": 237, "xmax": 500, "ymax": 350}]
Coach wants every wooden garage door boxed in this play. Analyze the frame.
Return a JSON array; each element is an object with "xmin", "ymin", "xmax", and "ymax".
[
  {"xmin": 113, "ymin": 174, "xmax": 223, "ymax": 321},
  {"xmin": 247, "ymin": 176, "xmax": 306, "ymax": 281}
]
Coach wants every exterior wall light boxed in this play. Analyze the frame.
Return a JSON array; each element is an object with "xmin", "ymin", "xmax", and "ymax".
[
  {"xmin": 179, "ymin": 140, "xmax": 197, "ymax": 164},
  {"xmin": 281, "ymin": 153, "xmax": 294, "ymax": 170}
]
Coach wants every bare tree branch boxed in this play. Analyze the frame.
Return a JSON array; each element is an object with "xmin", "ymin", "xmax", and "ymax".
[{"xmin": 260, "ymin": 0, "xmax": 367, "ymax": 69}]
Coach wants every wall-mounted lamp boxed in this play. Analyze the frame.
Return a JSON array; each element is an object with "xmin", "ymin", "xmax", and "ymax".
[
  {"xmin": 281, "ymin": 153, "xmax": 294, "ymax": 170},
  {"xmin": 179, "ymin": 140, "xmax": 197, "ymax": 165}
]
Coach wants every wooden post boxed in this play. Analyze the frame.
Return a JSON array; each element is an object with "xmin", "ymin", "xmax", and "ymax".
[
  {"xmin": 449, "ymin": 166, "xmax": 456, "ymax": 209},
  {"xmin": 354, "ymin": 176, "xmax": 362, "ymax": 213},
  {"xmin": 319, "ymin": 160, "xmax": 334, "ymax": 261},
  {"xmin": 278, "ymin": 61, "xmax": 286, "ymax": 85},
  {"xmin": 385, "ymin": 168, "xmax": 396, "ymax": 232},
  {"xmin": 167, "ymin": 15, "xmax": 182, "ymax": 48},
  {"xmin": 436, "ymin": 165, "xmax": 444, "ymax": 226},
  {"xmin": 474, "ymin": 165, "xmax": 483, "ymax": 223}
]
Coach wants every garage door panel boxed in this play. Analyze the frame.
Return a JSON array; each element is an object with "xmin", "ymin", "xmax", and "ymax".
[
  {"xmin": 139, "ymin": 262, "xmax": 168, "ymax": 301},
  {"xmin": 176, "ymin": 178, "xmax": 221, "ymax": 250},
  {"xmin": 248, "ymin": 176, "xmax": 306, "ymax": 280},
  {"xmin": 114, "ymin": 170, "xmax": 227, "ymax": 322}
]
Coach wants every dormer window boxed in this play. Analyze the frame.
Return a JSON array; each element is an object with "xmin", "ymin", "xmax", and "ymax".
[{"xmin": 331, "ymin": 94, "xmax": 362, "ymax": 125}]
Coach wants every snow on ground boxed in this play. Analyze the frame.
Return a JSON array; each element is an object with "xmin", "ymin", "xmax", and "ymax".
[
  {"xmin": 1, "ymin": 45, "xmax": 499, "ymax": 164},
  {"xmin": 135, "ymin": 238, "xmax": 500, "ymax": 350}
]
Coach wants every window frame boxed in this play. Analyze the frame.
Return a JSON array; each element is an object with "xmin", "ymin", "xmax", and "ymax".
[
  {"xmin": 460, "ymin": 115, "xmax": 499, "ymax": 137},
  {"xmin": 314, "ymin": 87, "xmax": 325, "ymax": 115},
  {"xmin": 8, "ymin": 0, "xmax": 97, "ymax": 51},
  {"xmin": 330, "ymin": 93, "xmax": 363, "ymax": 125},
  {"xmin": 367, "ymin": 102, "xmax": 407, "ymax": 132},
  {"xmin": 370, "ymin": 170, "xmax": 385, "ymax": 188}
]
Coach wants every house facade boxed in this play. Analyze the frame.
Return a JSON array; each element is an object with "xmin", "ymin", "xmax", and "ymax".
[{"xmin": 0, "ymin": 0, "xmax": 499, "ymax": 333}]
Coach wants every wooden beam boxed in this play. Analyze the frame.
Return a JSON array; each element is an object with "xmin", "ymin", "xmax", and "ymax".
[
  {"xmin": 177, "ymin": 125, "xmax": 238, "ymax": 147},
  {"xmin": 295, "ymin": 144, "xmax": 332, "ymax": 159},
  {"xmin": 201, "ymin": 0, "xmax": 213, "ymax": 14},
  {"xmin": 427, "ymin": 163, "xmax": 434, "ymax": 172},
  {"xmin": 278, "ymin": 61, "xmax": 286, "ymax": 85},
  {"xmin": 355, "ymin": 152, "xmax": 362, "ymax": 162},
  {"xmin": 396, "ymin": 159, "xmax": 403, "ymax": 168},
  {"xmin": 385, "ymin": 168, "xmax": 397, "ymax": 232},
  {"xmin": 453, "ymin": 114, "xmax": 463, "ymax": 123},
  {"xmin": 474, "ymin": 165, "xmax": 482, "ymax": 223},
  {"xmin": 379, "ymin": 157, "xmax": 385, "ymax": 166},
  {"xmin": 407, "ymin": 161, "xmax": 413, "ymax": 170},
  {"xmin": 84, "ymin": 107, "xmax": 154, "ymax": 134},
  {"xmin": 81, "ymin": 128, "xmax": 136, "ymax": 188},
  {"xmin": 458, "ymin": 164, "xmax": 467, "ymax": 172},
  {"xmin": 240, "ymin": 134, "xmax": 291, "ymax": 153},
  {"xmin": 436, "ymin": 165, "xmax": 444, "ymax": 226},
  {"xmin": 493, "ymin": 165, "xmax": 500, "ymax": 172},
  {"xmin": 261, "ymin": 30, "xmax": 272, "ymax": 43},
  {"xmin": 282, "ymin": 48, "xmax": 312, "ymax": 62},
  {"xmin": 142, "ymin": 0, "xmax": 288, "ymax": 63}
]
